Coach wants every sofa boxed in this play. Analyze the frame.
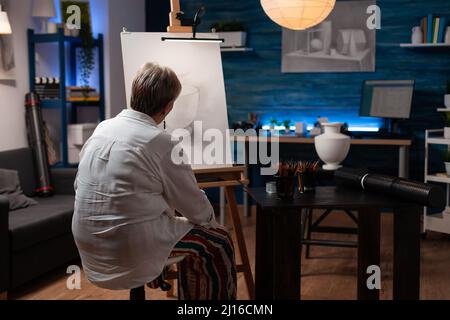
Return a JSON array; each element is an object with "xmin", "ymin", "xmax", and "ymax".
[{"xmin": 0, "ymin": 148, "xmax": 79, "ymax": 299}]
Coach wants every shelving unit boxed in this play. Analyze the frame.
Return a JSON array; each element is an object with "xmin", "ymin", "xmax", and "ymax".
[
  {"xmin": 221, "ymin": 47, "xmax": 253, "ymax": 52},
  {"xmin": 28, "ymin": 28, "xmax": 105, "ymax": 168},
  {"xmin": 424, "ymin": 129, "xmax": 450, "ymax": 235},
  {"xmin": 400, "ymin": 43, "xmax": 450, "ymax": 48}
]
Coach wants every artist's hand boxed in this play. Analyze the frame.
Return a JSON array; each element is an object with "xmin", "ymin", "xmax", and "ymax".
[
  {"xmin": 207, "ymin": 218, "xmax": 228, "ymax": 232},
  {"xmin": 202, "ymin": 213, "xmax": 228, "ymax": 232}
]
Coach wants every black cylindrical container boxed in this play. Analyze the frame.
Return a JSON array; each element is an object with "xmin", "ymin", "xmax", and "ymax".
[
  {"xmin": 363, "ymin": 174, "xmax": 395, "ymax": 194},
  {"xmin": 392, "ymin": 178, "xmax": 445, "ymax": 209},
  {"xmin": 334, "ymin": 167, "xmax": 369, "ymax": 189},
  {"xmin": 334, "ymin": 167, "xmax": 445, "ymax": 208},
  {"xmin": 25, "ymin": 92, "xmax": 54, "ymax": 197}
]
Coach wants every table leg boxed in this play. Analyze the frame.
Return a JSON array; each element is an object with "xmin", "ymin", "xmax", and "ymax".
[
  {"xmin": 272, "ymin": 209, "xmax": 302, "ymax": 300},
  {"xmin": 393, "ymin": 206, "xmax": 421, "ymax": 300},
  {"xmin": 357, "ymin": 207, "xmax": 380, "ymax": 300},
  {"xmin": 399, "ymin": 145, "xmax": 410, "ymax": 178},
  {"xmin": 255, "ymin": 205, "xmax": 274, "ymax": 299}
]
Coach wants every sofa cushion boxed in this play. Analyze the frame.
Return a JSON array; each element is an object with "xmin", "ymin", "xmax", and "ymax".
[
  {"xmin": 9, "ymin": 195, "xmax": 74, "ymax": 251},
  {"xmin": 0, "ymin": 169, "xmax": 38, "ymax": 210},
  {"xmin": 0, "ymin": 148, "xmax": 37, "ymax": 197}
]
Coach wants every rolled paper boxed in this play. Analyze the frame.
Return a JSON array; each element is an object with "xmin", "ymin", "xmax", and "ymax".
[{"xmin": 334, "ymin": 167, "xmax": 445, "ymax": 208}]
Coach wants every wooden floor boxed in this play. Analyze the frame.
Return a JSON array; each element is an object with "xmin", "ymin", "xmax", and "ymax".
[{"xmin": 10, "ymin": 209, "xmax": 450, "ymax": 300}]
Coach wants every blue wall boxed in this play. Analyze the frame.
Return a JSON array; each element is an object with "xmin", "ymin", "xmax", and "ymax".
[{"xmin": 179, "ymin": 0, "xmax": 450, "ymax": 180}]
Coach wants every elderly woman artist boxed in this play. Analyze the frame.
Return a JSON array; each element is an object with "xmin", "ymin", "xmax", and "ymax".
[{"xmin": 72, "ymin": 63, "xmax": 237, "ymax": 300}]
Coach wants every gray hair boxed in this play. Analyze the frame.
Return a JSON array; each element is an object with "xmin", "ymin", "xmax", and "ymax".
[{"xmin": 130, "ymin": 63, "xmax": 181, "ymax": 117}]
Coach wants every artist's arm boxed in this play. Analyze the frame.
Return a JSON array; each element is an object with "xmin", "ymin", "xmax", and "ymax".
[{"xmin": 158, "ymin": 149, "xmax": 220, "ymax": 228}]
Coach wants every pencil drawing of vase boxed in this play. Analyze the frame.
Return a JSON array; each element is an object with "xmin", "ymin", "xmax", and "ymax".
[
  {"xmin": 314, "ymin": 122, "xmax": 350, "ymax": 170},
  {"xmin": 164, "ymin": 80, "xmax": 200, "ymax": 134}
]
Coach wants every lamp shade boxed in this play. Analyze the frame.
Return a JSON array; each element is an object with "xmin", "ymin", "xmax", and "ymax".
[
  {"xmin": 260, "ymin": 0, "xmax": 336, "ymax": 30},
  {"xmin": 32, "ymin": 0, "xmax": 56, "ymax": 18},
  {"xmin": 0, "ymin": 7, "xmax": 12, "ymax": 34}
]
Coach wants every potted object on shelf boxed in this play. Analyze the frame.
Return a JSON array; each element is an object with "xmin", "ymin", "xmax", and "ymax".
[
  {"xmin": 269, "ymin": 119, "xmax": 279, "ymax": 131},
  {"xmin": 442, "ymin": 112, "xmax": 450, "ymax": 139},
  {"xmin": 443, "ymin": 150, "xmax": 450, "ymax": 176},
  {"xmin": 61, "ymin": 1, "xmax": 94, "ymax": 89},
  {"xmin": 445, "ymin": 82, "xmax": 450, "ymax": 109},
  {"xmin": 314, "ymin": 122, "xmax": 351, "ymax": 170},
  {"xmin": 282, "ymin": 120, "xmax": 291, "ymax": 134},
  {"xmin": 210, "ymin": 20, "xmax": 247, "ymax": 48}
]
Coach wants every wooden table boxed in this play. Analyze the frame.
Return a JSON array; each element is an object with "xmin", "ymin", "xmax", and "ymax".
[
  {"xmin": 234, "ymin": 134, "xmax": 412, "ymax": 217},
  {"xmin": 247, "ymin": 186, "xmax": 421, "ymax": 300}
]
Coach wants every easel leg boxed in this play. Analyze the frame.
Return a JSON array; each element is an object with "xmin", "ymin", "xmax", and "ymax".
[
  {"xmin": 220, "ymin": 187, "xmax": 226, "ymax": 225},
  {"xmin": 224, "ymin": 186, "xmax": 255, "ymax": 299}
]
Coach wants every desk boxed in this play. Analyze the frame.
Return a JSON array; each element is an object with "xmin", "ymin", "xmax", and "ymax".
[
  {"xmin": 234, "ymin": 135, "xmax": 412, "ymax": 217},
  {"xmin": 248, "ymin": 186, "xmax": 421, "ymax": 300}
]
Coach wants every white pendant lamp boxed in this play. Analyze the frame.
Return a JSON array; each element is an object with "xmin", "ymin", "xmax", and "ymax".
[
  {"xmin": 260, "ymin": 0, "xmax": 336, "ymax": 30},
  {"xmin": 0, "ymin": 5, "xmax": 12, "ymax": 34}
]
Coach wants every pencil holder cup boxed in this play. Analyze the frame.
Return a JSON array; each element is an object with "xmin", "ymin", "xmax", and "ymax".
[
  {"xmin": 274, "ymin": 175, "xmax": 296, "ymax": 200},
  {"xmin": 297, "ymin": 171, "xmax": 316, "ymax": 193}
]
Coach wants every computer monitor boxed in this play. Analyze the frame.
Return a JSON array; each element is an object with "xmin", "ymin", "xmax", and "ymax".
[{"xmin": 360, "ymin": 80, "xmax": 415, "ymax": 120}]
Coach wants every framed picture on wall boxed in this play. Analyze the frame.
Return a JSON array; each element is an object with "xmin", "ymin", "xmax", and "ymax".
[
  {"xmin": 60, "ymin": 0, "xmax": 94, "ymax": 87},
  {"xmin": 60, "ymin": 0, "xmax": 92, "ymax": 37},
  {"xmin": 282, "ymin": 0, "xmax": 376, "ymax": 73}
]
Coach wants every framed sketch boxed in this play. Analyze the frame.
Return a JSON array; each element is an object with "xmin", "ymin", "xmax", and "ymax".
[
  {"xmin": 0, "ymin": 0, "xmax": 15, "ymax": 81},
  {"xmin": 282, "ymin": 0, "xmax": 376, "ymax": 73},
  {"xmin": 60, "ymin": 0, "xmax": 92, "ymax": 35}
]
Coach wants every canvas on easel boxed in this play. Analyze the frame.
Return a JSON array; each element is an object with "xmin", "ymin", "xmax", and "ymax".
[
  {"xmin": 120, "ymin": 32, "xmax": 232, "ymax": 170},
  {"xmin": 121, "ymin": 31, "xmax": 254, "ymax": 298}
]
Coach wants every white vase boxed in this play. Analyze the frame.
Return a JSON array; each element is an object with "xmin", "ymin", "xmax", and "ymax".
[
  {"xmin": 411, "ymin": 26, "xmax": 423, "ymax": 44},
  {"xmin": 445, "ymin": 94, "xmax": 450, "ymax": 108},
  {"xmin": 320, "ymin": 21, "xmax": 332, "ymax": 54},
  {"xmin": 445, "ymin": 162, "xmax": 450, "ymax": 176},
  {"xmin": 164, "ymin": 81, "xmax": 199, "ymax": 131},
  {"xmin": 314, "ymin": 122, "xmax": 351, "ymax": 170},
  {"xmin": 445, "ymin": 127, "xmax": 450, "ymax": 139},
  {"xmin": 445, "ymin": 27, "xmax": 450, "ymax": 44}
]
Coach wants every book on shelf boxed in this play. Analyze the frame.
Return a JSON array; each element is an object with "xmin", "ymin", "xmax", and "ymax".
[
  {"xmin": 34, "ymin": 80, "xmax": 101, "ymax": 102},
  {"xmin": 67, "ymin": 86, "xmax": 100, "ymax": 100},
  {"xmin": 66, "ymin": 86, "xmax": 96, "ymax": 92},
  {"xmin": 427, "ymin": 14, "xmax": 433, "ymax": 43},
  {"xmin": 421, "ymin": 17, "xmax": 427, "ymax": 44},
  {"xmin": 421, "ymin": 15, "xmax": 448, "ymax": 44},
  {"xmin": 433, "ymin": 17, "xmax": 440, "ymax": 43},
  {"xmin": 35, "ymin": 77, "xmax": 60, "ymax": 100},
  {"xmin": 67, "ymin": 91, "xmax": 100, "ymax": 98},
  {"xmin": 438, "ymin": 17, "xmax": 446, "ymax": 43}
]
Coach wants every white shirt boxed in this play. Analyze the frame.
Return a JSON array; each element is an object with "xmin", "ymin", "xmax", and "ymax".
[{"xmin": 72, "ymin": 109, "xmax": 217, "ymax": 290}]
